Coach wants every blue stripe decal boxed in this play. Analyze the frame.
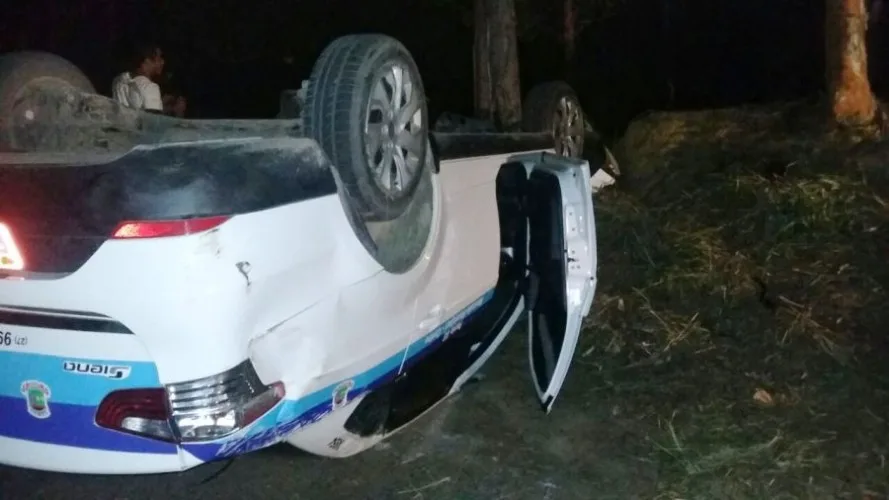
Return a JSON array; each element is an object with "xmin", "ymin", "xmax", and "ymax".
[
  {"xmin": 0, "ymin": 396, "xmax": 177, "ymax": 454},
  {"xmin": 0, "ymin": 353, "xmax": 160, "ymax": 405},
  {"xmin": 0, "ymin": 352, "xmax": 175, "ymax": 454},
  {"xmin": 0, "ymin": 288, "xmax": 495, "ymax": 459},
  {"xmin": 181, "ymin": 289, "xmax": 496, "ymax": 462}
]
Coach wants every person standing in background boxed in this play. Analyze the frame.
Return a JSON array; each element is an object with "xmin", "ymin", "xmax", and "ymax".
[
  {"xmin": 112, "ymin": 41, "xmax": 164, "ymax": 112},
  {"xmin": 112, "ymin": 41, "xmax": 186, "ymax": 117}
]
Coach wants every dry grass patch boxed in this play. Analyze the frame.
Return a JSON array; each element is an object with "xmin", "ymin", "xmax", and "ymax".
[{"xmin": 582, "ymin": 103, "xmax": 889, "ymax": 499}]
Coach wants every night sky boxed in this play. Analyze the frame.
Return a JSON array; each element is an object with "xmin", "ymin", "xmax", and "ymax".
[{"xmin": 1, "ymin": 0, "xmax": 880, "ymax": 138}]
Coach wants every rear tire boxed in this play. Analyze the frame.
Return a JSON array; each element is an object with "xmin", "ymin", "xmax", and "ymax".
[
  {"xmin": 305, "ymin": 34, "xmax": 429, "ymax": 222},
  {"xmin": 0, "ymin": 51, "xmax": 95, "ymax": 150},
  {"xmin": 522, "ymin": 81, "xmax": 585, "ymax": 158}
]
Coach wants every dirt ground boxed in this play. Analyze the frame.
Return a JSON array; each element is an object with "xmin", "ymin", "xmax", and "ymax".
[{"xmin": 2, "ymin": 102, "xmax": 889, "ymax": 499}]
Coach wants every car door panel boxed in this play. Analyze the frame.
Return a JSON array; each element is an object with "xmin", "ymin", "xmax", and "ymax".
[
  {"xmin": 436, "ymin": 155, "xmax": 508, "ymax": 324},
  {"xmin": 521, "ymin": 153, "xmax": 597, "ymax": 413},
  {"xmin": 402, "ymin": 155, "xmax": 504, "ymax": 365}
]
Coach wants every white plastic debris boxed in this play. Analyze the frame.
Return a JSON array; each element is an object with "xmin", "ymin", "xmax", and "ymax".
[
  {"xmin": 590, "ymin": 168, "xmax": 616, "ymax": 193},
  {"xmin": 590, "ymin": 146, "xmax": 620, "ymax": 193}
]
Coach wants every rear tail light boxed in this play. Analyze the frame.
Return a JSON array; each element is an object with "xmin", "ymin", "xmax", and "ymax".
[
  {"xmin": 0, "ymin": 222, "xmax": 24, "ymax": 271},
  {"xmin": 95, "ymin": 388, "xmax": 175, "ymax": 441},
  {"xmin": 111, "ymin": 216, "xmax": 230, "ymax": 239},
  {"xmin": 167, "ymin": 361, "xmax": 284, "ymax": 442},
  {"xmin": 95, "ymin": 361, "xmax": 284, "ymax": 443}
]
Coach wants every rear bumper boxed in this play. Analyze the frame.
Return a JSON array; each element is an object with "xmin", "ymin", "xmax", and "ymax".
[
  {"xmin": 0, "ymin": 345, "xmax": 196, "ymax": 474},
  {"xmin": 0, "ymin": 436, "xmax": 203, "ymax": 475},
  {"xmin": 0, "ymin": 192, "xmax": 380, "ymax": 474}
]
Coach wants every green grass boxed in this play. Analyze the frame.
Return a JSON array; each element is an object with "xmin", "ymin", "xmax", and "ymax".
[{"xmin": 581, "ymin": 107, "xmax": 889, "ymax": 499}]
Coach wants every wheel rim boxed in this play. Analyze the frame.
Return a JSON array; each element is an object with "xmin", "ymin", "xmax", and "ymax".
[
  {"xmin": 364, "ymin": 61, "xmax": 426, "ymax": 197},
  {"xmin": 553, "ymin": 96, "xmax": 584, "ymax": 157}
]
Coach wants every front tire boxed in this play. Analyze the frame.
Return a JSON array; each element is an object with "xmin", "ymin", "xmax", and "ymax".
[{"xmin": 522, "ymin": 81, "xmax": 585, "ymax": 158}]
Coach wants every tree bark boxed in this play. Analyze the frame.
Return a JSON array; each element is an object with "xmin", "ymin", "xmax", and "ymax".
[
  {"xmin": 488, "ymin": 0, "xmax": 523, "ymax": 131},
  {"xmin": 563, "ymin": 0, "xmax": 577, "ymax": 82},
  {"xmin": 826, "ymin": 0, "xmax": 878, "ymax": 126},
  {"xmin": 661, "ymin": 0, "xmax": 676, "ymax": 108},
  {"xmin": 473, "ymin": 0, "xmax": 494, "ymax": 121}
]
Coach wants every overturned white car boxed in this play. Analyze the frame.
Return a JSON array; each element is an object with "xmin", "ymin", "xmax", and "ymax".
[{"xmin": 0, "ymin": 34, "xmax": 599, "ymax": 474}]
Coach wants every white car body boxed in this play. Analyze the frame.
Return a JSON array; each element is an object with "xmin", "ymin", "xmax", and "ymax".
[{"xmin": 0, "ymin": 135, "xmax": 597, "ymax": 474}]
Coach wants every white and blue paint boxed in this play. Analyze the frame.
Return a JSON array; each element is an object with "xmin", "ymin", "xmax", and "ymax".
[
  {"xmin": 0, "ymin": 352, "xmax": 176, "ymax": 454},
  {"xmin": 0, "ymin": 289, "xmax": 495, "ymax": 462},
  {"xmin": 182, "ymin": 288, "xmax": 496, "ymax": 461}
]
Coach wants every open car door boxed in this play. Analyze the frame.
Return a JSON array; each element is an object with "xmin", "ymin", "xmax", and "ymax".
[{"xmin": 523, "ymin": 153, "xmax": 597, "ymax": 413}]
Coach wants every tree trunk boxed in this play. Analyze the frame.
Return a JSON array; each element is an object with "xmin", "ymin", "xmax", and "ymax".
[
  {"xmin": 473, "ymin": 0, "xmax": 494, "ymax": 121},
  {"xmin": 563, "ymin": 0, "xmax": 577, "ymax": 82},
  {"xmin": 826, "ymin": 0, "xmax": 877, "ymax": 126},
  {"xmin": 488, "ymin": 0, "xmax": 523, "ymax": 131},
  {"xmin": 661, "ymin": 0, "xmax": 676, "ymax": 108}
]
